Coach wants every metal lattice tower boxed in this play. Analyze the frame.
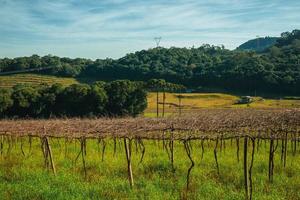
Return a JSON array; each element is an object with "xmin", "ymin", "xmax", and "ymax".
[
  {"xmin": 256, "ymin": 35, "xmax": 260, "ymax": 50},
  {"xmin": 154, "ymin": 37, "xmax": 162, "ymax": 47}
]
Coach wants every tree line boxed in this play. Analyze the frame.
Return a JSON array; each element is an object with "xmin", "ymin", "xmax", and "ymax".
[
  {"xmin": 0, "ymin": 80, "xmax": 148, "ymax": 118},
  {"xmin": 0, "ymin": 79, "xmax": 184, "ymax": 119},
  {"xmin": 1, "ymin": 30, "xmax": 299, "ymax": 95}
]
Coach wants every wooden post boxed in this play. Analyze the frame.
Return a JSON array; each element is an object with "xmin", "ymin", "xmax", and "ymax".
[
  {"xmin": 113, "ymin": 138, "xmax": 117, "ymax": 157},
  {"xmin": 214, "ymin": 138, "xmax": 220, "ymax": 175},
  {"xmin": 243, "ymin": 137, "xmax": 250, "ymax": 200},
  {"xmin": 249, "ymin": 138, "xmax": 255, "ymax": 200},
  {"xmin": 284, "ymin": 133, "xmax": 288, "ymax": 167},
  {"xmin": 201, "ymin": 139, "xmax": 205, "ymax": 160},
  {"xmin": 293, "ymin": 135, "xmax": 297, "ymax": 156},
  {"xmin": 40, "ymin": 137, "xmax": 48, "ymax": 169},
  {"xmin": 45, "ymin": 137, "xmax": 57, "ymax": 176},
  {"xmin": 124, "ymin": 138, "xmax": 134, "ymax": 187},
  {"xmin": 268, "ymin": 139, "xmax": 274, "ymax": 182},
  {"xmin": 156, "ymin": 91, "xmax": 159, "ymax": 117},
  {"xmin": 81, "ymin": 138, "xmax": 87, "ymax": 179},
  {"xmin": 20, "ymin": 137, "xmax": 25, "ymax": 157},
  {"xmin": 0, "ymin": 135, "xmax": 3, "ymax": 156},
  {"xmin": 101, "ymin": 139, "xmax": 106, "ymax": 162},
  {"xmin": 281, "ymin": 139, "xmax": 284, "ymax": 164},
  {"xmin": 236, "ymin": 138, "xmax": 240, "ymax": 163},
  {"xmin": 162, "ymin": 89, "xmax": 166, "ymax": 117},
  {"xmin": 28, "ymin": 136, "xmax": 32, "ymax": 155},
  {"xmin": 170, "ymin": 131, "xmax": 174, "ymax": 172}
]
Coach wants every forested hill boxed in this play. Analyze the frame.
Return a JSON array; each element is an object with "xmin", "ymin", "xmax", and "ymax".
[
  {"xmin": 0, "ymin": 29, "xmax": 299, "ymax": 95},
  {"xmin": 236, "ymin": 37, "xmax": 278, "ymax": 52}
]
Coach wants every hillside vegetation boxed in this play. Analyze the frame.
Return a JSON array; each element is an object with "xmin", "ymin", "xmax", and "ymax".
[
  {"xmin": 236, "ymin": 37, "xmax": 278, "ymax": 52},
  {"xmin": 0, "ymin": 29, "xmax": 299, "ymax": 95},
  {"xmin": 0, "ymin": 80, "xmax": 147, "ymax": 118}
]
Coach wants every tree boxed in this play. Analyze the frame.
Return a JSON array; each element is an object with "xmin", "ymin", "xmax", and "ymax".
[
  {"xmin": 1, "ymin": 29, "xmax": 300, "ymax": 95},
  {"xmin": 0, "ymin": 89, "xmax": 13, "ymax": 116},
  {"xmin": 36, "ymin": 83, "xmax": 64, "ymax": 118},
  {"xmin": 105, "ymin": 80, "xmax": 147, "ymax": 117},
  {"xmin": 86, "ymin": 84, "xmax": 108, "ymax": 116},
  {"xmin": 10, "ymin": 84, "xmax": 40, "ymax": 117},
  {"xmin": 60, "ymin": 84, "xmax": 91, "ymax": 117}
]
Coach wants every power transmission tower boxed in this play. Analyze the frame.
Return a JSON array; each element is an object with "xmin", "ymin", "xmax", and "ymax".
[
  {"xmin": 154, "ymin": 37, "xmax": 162, "ymax": 48},
  {"xmin": 256, "ymin": 35, "xmax": 260, "ymax": 50}
]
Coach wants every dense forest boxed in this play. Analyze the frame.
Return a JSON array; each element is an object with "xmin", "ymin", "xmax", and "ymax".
[
  {"xmin": 0, "ymin": 30, "xmax": 299, "ymax": 95},
  {"xmin": 236, "ymin": 37, "xmax": 278, "ymax": 52},
  {"xmin": 0, "ymin": 80, "xmax": 148, "ymax": 118}
]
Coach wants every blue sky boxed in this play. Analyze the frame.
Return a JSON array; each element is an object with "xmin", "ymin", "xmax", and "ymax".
[{"xmin": 0, "ymin": 0, "xmax": 300, "ymax": 59}]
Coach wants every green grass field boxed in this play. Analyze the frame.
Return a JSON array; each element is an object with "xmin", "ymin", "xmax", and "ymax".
[
  {"xmin": 0, "ymin": 138, "xmax": 299, "ymax": 200},
  {"xmin": 0, "ymin": 74, "xmax": 78, "ymax": 88}
]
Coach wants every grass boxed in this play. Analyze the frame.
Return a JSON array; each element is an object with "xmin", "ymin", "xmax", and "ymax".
[
  {"xmin": 0, "ymin": 74, "xmax": 78, "ymax": 88},
  {"xmin": 0, "ymin": 138, "xmax": 299, "ymax": 200},
  {"xmin": 146, "ymin": 92, "xmax": 300, "ymax": 116}
]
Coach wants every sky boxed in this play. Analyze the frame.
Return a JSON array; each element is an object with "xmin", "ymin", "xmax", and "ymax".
[{"xmin": 0, "ymin": 0, "xmax": 300, "ymax": 59}]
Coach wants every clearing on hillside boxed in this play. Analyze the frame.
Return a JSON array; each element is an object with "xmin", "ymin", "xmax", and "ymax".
[{"xmin": 0, "ymin": 74, "xmax": 78, "ymax": 88}]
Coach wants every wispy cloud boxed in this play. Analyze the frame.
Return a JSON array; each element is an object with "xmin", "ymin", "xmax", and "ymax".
[{"xmin": 0, "ymin": 0, "xmax": 299, "ymax": 59}]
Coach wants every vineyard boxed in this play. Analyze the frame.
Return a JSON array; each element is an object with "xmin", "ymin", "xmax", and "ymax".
[
  {"xmin": 0, "ymin": 109, "xmax": 299, "ymax": 199},
  {"xmin": 0, "ymin": 74, "xmax": 78, "ymax": 88}
]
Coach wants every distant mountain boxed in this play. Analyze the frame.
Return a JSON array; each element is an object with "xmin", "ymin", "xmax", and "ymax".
[{"xmin": 237, "ymin": 37, "xmax": 278, "ymax": 52}]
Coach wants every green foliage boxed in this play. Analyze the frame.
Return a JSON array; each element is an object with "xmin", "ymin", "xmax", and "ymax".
[
  {"xmin": 86, "ymin": 84, "xmax": 108, "ymax": 116},
  {"xmin": 0, "ymin": 81, "xmax": 147, "ymax": 118},
  {"xmin": 236, "ymin": 37, "xmax": 278, "ymax": 52},
  {"xmin": 146, "ymin": 79, "xmax": 185, "ymax": 92},
  {"xmin": 105, "ymin": 80, "xmax": 147, "ymax": 117},
  {"xmin": 11, "ymin": 84, "xmax": 40, "ymax": 117},
  {"xmin": 0, "ymin": 88, "xmax": 13, "ymax": 115},
  {"xmin": 60, "ymin": 84, "xmax": 91, "ymax": 116},
  {"xmin": 37, "ymin": 83, "xmax": 64, "ymax": 117},
  {"xmin": 1, "ymin": 30, "xmax": 300, "ymax": 95}
]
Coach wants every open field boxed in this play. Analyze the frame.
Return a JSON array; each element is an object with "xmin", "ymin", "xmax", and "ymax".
[
  {"xmin": 146, "ymin": 92, "xmax": 300, "ymax": 116},
  {"xmin": 0, "ymin": 74, "xmax": 78, "ymax": 88}
]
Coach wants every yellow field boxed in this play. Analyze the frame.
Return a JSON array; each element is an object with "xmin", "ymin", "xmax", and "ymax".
[
  {"xmin": 146, "ymin": 92, "xmax": 300, "ymax": 116},
  {"xmin": 0, "ymin": 74, "xmax": 78, "ymax": 88}
]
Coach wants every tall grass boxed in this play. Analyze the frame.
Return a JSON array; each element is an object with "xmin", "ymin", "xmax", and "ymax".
[{"xmin": 0, "ymin": 138, "xmax": 299, "ymax": 200}]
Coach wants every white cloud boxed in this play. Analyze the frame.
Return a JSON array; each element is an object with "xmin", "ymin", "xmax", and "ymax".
[{"xmin": 0, "ymin": 0, "xmax": 299, "ymax": 58}]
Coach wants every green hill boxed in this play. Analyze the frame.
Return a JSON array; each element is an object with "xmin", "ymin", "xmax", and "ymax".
[
  {"xmin": 0, "ymin": 29, "xmax": 299, "ymax": 95},
  {"xmin": 236, "ymin": 37, "xmax": 278, "ymax": 52}
]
